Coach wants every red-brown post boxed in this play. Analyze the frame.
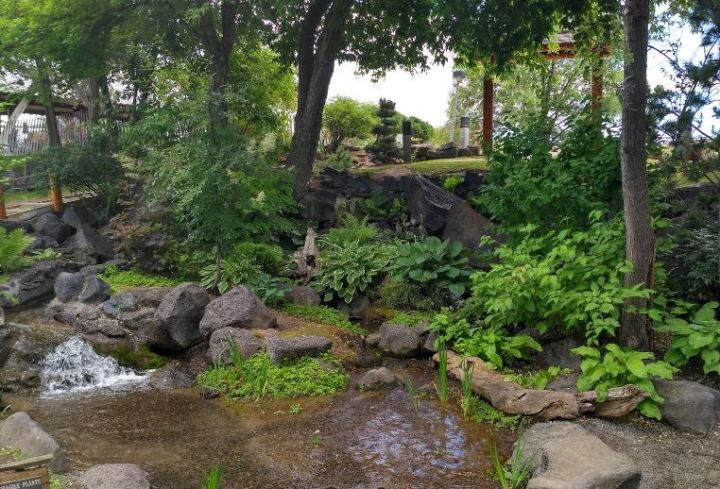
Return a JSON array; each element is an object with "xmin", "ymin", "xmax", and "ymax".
[
  {"xmin": 591, "ymin": 60, "xmax": 604, "ymax": 118},
  {"xmin": 0, "ymin": 182, "xmax": 7, "ymax": 219},
  {"xmin": 482, "ymin": 76, "xmax": 494, "ymax": 150},
  {"xmin": 49, "ymin": 176, "xmax": 63, "ymax": 213}
]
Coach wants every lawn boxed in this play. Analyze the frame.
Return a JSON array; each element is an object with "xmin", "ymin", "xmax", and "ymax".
[
  {"xmin": 3, "ymin": 189, "xmax": 49, "ymax": 204},
  {"xmin": 354, "ymin": 156, "xmax": 488, "ymax": 176}
]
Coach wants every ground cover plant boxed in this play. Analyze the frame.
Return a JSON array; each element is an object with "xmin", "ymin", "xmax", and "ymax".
[
  {"xmin": 197, "ymin": 352, "xmax": 348, "ymax": 400},
  {"xmin": 100, "ymin": 266, "xmax": 181, "ymax": 291}
]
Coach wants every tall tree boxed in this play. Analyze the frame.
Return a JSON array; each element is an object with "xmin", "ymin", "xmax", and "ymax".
[{"xmin": 619, "ymin": 0, "xmax": 653, "ymax": 349}]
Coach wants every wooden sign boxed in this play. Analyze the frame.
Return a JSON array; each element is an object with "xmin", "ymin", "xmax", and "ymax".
[{"xmin": 0, "ymin": 467, "xmax": 49, "ymax": 489}]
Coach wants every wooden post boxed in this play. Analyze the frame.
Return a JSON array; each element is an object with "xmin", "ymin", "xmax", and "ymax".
[
  {"xmin": 0, "ymin": 182, "xmax": 6, "ymax": 220},
  {"xmin": 49, "ymin": 176, "xmax": 63, "ymax": 213},
  {"xmin": 482, "ymin": 77, "xmax": 494, "ymax": 150},
  {"xmin": 591, "ymin": 59, "xmax": 604, "ymax": 118}
]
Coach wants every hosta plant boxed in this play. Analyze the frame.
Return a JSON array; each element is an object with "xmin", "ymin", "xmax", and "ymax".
[
  {"xmin": 315, "ymin": 240, "xmax": 395, "ymax": 303},
  {"xmin": 655, "ymin": 301, "xmax": 720, "ymax": 375},
  {"xmin": 571, "ymin": 344, "xmax": 677, "ymax": 420},
  {"xmin": 391, "ymin": 237, "xmax": 471, "ymax": 297}
]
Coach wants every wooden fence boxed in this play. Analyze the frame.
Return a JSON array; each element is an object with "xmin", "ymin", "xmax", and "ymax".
[{"xmin": 0, "ymin": 111, "xmax": 90, "ymax": 156}]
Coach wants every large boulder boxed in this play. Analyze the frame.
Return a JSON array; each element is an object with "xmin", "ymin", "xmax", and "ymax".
[
  {"xmin": 0, "ymin": 259, "xmax": 82, "ymax": 308},
  {"xmin": 0, "ymin": 220, "xmax": 33, "ymax": 233},
  {"xmin": 517, "ymin": 421, "xmax": 640, "ymax": 489},
  {"xmin": 27, "ymin": 234, "xmax": 60, "ymax": 252},
  {"xmin": 378, "ymin": 323, "xmax": 422, "ymax": 358},
  {"xmin": 535, "ymin": 337, "xmax": 583, "ymax": 371},
  {"xmin": 0, "ymin": 412, "xmax": 66, "ymax": 472},
  {"xmin": 199, "ymin": 286, "xmax": 276, "ymax": 337},
  {"xmin": 655, "ymin": 380, "xmax": 720, "ymax": 434},
  {"xmin": 61, "ymin": 205, "xmax": 98, "ymax": 229},
  {"xmin": 54, "ymin": 272, "xmax": 85, "ymax": 302},
  {"xmin": 153, "ymin": 283, "xmax": 209, "ymax": 351},
  {"xmin": 284, "ymin": 285, "xmax": 321, "ymax": 306},
  {"xmin": 32, "ymin": 213, "xmax": 74, "ymax": 243},
  {"xmin": 61, "ymin": 223, "xmax": 114, "ymax": 260},
  {"xmin": 53, "ymin": 272, "xmax": 110, "ymax": 304},
  {"xmin": 45, "ymin": 299, "xmax": 124, "ymax": 337},
  {"xmin": 148, "ymin": 366, "xmax": 195, "ymax": 390},
  {"xmin": 266, "ymin": 335, "xmax": 332, "ymax": 364},
  {"xmin": 404, "ymin": 175, "xmax": 460, "ymax": 233},
  {"xmin": 300, "ymin": 189, "xmax": 342, "ymax": 222},
  {"xmin": 77, "ymin": 274, "xmax": 111, "ymax": 304},
  {"xmin": 206, "ymin": 328, "xmax": 263, "ymax": 365},
  {"xmin": 79, "ymin": 464, "xmax": 150, "ymax": 489},
  {"xmin": 442, "ymin": 201, "xmax": 495, "ymax": 252}
]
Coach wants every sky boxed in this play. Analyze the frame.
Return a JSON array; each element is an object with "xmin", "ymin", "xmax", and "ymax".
[{"xmin": 328, "ymin": 25, "xmax": 714, "ymax": 130}]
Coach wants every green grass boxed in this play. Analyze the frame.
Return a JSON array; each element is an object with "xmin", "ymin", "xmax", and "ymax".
[
  {"xmin": 388, "ymin": 310, "xmax": 433, "ymax": 326},
  {"xmin": 99, "ymin": 265, "xmax": 181, "ymax": 292},
  {"xmin": 196, "ymin": 352, "xmax": 348, "ymax": 399},
  {"xmin": 354, "ymin": 156, "xmax": 487, "ymax": 176},
  {"xmin": 280, "ymin": 303, "xmax": 366, "ymax": 335}
]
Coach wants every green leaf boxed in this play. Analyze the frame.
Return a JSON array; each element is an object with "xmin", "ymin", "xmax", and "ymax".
[
  {"xmin": 448, "ymin": 283, "xmax": 465, "ymax": 297},
  {"xmin": 645, "ymin": 362, "xmax": 676, "ymax": 379},
  {"xmin": 638, "ymin": 400, "xmax": 662, "ymax": 420},
  {"xmin": 626, "ymin": 357, "xmax": 647, "ymax": 378},
  {"xmin": 688, "ymin": 333, "xmax": 714, "ymax": 349}
]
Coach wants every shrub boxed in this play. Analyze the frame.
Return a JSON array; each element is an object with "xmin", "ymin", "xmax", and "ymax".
[
  {"xmin": 431, "ymin": 314, "xmax": 541, "ymax": 370},
  {"xmin": 316, "ymin": 147, "xmax": 354, "ymax": 173},
  {"xmin": 474, "ymin": 117, "xmax": 622, "ymax": 230},
  {"xmin": 280, "ymin": 304, "xmax": 366, "ymax": 335},
  {"xmin": 319, "ymin": 213, "xmax": 378, "ymax": 249},
  {"xmin": 315, "ymin": 240, "xmax": 395, "ymax": 303},
  {"xmin": 199, "ymin": 256, "xmax": 262, "ymax": 294},
  {"xmin": 655, "ymin": 301, "xmax": 720, "ymax": 375},
  {"xmin": 461, "ymin": 214, "xmax": 650, "ymax": 345},
  {"xmin": 391, "ymin": 237, "xmax": 471, "ymax": 298},
  {"xmin": 232, "ymin": 242, "xmax": 285, "ymax": 275},
  {"xmin": 196, "ymin": 352, "xmax": 348, "ymax": 399},
  {"xmin": 572, "ymin": 344, "xmax": 677, "ymax": 420},
  {"xmin": 376, "ymin": 278, "xmax": 448, "ymax": 311}
]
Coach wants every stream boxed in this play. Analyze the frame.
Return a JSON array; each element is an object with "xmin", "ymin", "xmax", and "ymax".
[{"xmin": 5, "ymin": 318, "xmax": 513, "ymax": 488}]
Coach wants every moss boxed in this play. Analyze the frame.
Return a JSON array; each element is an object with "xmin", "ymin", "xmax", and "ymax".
[
  {"xmin": 95, "ymin": 344, "xmax": 167, "ymax": 370},
  {"xmin": 99, "ymin": 266, "xmax": 181, "ymax": 292},
  {"xmin": 468, "ymin": 398, "xmax": 523, "ymax": 429},
  {"xmin": 197, "ymin": 352, "xmax": 348, "ymax": 399},
  {"xmin": 280, "ymin": 304, "xmax": 366, "ymax": 335}
]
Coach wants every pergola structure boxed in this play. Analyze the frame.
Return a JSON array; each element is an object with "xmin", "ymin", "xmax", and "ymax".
[{"xmin": 480, "ymin": 32, "xmax": 607, "ymax": 148}]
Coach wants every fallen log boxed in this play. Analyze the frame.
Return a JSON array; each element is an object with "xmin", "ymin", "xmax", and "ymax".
[{"xmin": 436, "ymin": 351, "xmax": 648, "ymax": 420}]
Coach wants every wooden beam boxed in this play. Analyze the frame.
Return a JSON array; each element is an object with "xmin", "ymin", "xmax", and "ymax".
[{"xmin": 482, "ymin": 76, "xmax": 494, "ymax": 150}]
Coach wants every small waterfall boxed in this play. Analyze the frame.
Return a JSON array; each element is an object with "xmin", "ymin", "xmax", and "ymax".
[{"xmin": 41, "ymin": 337, "xmax": 149, "ymax": 395}]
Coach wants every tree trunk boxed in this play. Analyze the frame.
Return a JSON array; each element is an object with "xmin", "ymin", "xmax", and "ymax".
[
  {"xmin": 38, "ymin": 70, "xmax": 64, "ymax": 213},
  {"xmin": 289, "ymin": 0, "xmax": 352, "ymax": 200},
  {"xmin": 620, "ymin": 0, "xmax": 653, "ymax": 350}
]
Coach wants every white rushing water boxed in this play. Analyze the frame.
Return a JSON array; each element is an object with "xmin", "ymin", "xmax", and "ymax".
[{"xmin": 41, "ymin": 336, "xmax": 149, "ymax": 396}]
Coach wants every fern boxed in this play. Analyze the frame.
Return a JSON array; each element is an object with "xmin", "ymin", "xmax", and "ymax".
[{"xmin": 0, "ymin": 228, "xmax": 33, "ymax": 274}]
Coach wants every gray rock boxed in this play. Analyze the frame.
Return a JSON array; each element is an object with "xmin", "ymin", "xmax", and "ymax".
[
  {"xmin": 518, "ymin": 421, "xmax": 640, "ymax": 489},
  {"xmin": 101, "ymin": 292, "xmax": 138, "ymax": 318},
  {"xmin": 129, "ymin": 287, "xmax": 169, "ymax": 308},
  {"xmin": 77, "ymin": 273, "xmax": 111, "ymax": 304},
  {"xmin": 61, "ymin": 223, "xmax": 114, "ymax": 260},
  {"xmin": 153, "ymin": 283, "xmax": 209, "ymax": 351},
  {"xmin": 358, "ymin": 367, "xmax": 400, "ymax": 390},
  {"xmin": 300, "ymin": 189, "xmax": 342, "ymax": 222},
  {"xmin": 422, "ymin": 331, "xmax": 438, "ymax": 353},
  {"xmin": 535, "ymin": 337, "xmax": 583, "ymax": 371},
  {"xmin": 442, "ymin": 201, "xmax": 496, "ymax": 252},
  {"xmin": 27, "ymin": 234, "xmax": 60, "ymax": 251},
  {"xmin": 199, "ymin": 286, "xmax": 277, "ymax": 338},
  {"xmin": 54, "ymin": 272, "xmax": 85, "ymax": 302},
  {"xmin": 79, "ymin": 464, "xmax": 150, "ymax": 489},
  {"xmin": 266, "ymin": 335, "xmax": 332, "ymax": 364},
  {"xmin": 117, "ymin": 307, "xmax": 155, "ymax": 330},
  {"xmin": 32, "ymin": 213, "xmax": 74, "ymax": 243},
  {"xmin": 0, "ymin": 259, "xmax": 82, "ymax": 308},
  {"xmin": 378, "ymin": 323, "xmax": 421, "ymax": 358},
  {"xmin": 655, "ymin": 380, "xmax": 720, "ymax": 434},
  {"xmin": 0, "ymin": 220, "xmax": 33, "ymax": 233},
  {"xmin": 206, "ymin": 328, "xmax": 263, "ymax": 365},
  {"xmin": 46, "ymin": 300, "xmax": 104, "ymax": 334},
  {"xmin": 61, "ymin": 205, "xmax": 97, "ymax": 229},
  {"xmin": 97, "ymin": 319, "xmax": 125, "ymax": 337},
  {"xmin": 285, "ymin": 285, "xmax": 321, "ymax": 306},
  {"xmin": 403, "ymin": 175, "xmax": 460, "ymax": 232},
  {"xmin": 148, "ymin": 366, "xmax": 195, "ymax": 390},
  {"xmin": 364, "ymin": 333, "xmax": 381, "ymax": 348},
  {"xmin": 0, "ymin": 306, "xmax": 4, "ymax": 328},
  {"xmin": 0, "ymin": 412, "xmax": 66, "ymax": 472},
  {"xmin": 348, "ymin": 294, "xmax": 371, "ymax": 320}
]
